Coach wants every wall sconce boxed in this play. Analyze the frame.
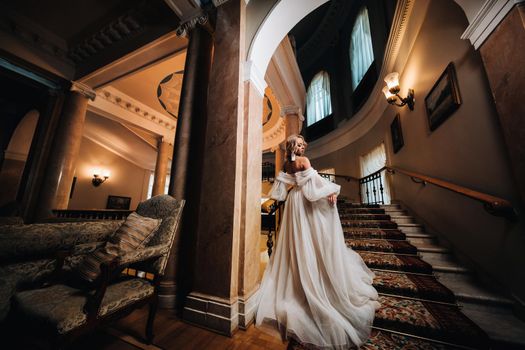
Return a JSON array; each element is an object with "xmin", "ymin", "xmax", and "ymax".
[
  {"xmin": 92, "ymin": 168, "xmax": 110, "ymax": 187},
  {"xmin": 382, "ymin": 72, "xmax": 415, "ymax": 110}
]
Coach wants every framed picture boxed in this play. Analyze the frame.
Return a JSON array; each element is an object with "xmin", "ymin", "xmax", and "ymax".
[
  {"xmin": 425, "ymin": 62, "xmax": 461, "ymax": 131},
  {"xmin": 390, "ymin": 114, "xmax": 404, "ymax": 154},
  {"xmin": 106, "ymin": 195, "xmax": 131, "ymax": 210}
]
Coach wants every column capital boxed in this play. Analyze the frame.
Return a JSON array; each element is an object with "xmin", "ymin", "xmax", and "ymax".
[
  {"xmin": 70, "ymin": 81, "xmax": 96, "ymax": 101},
  {"xmin": 175, "ymin": 12, "xmax": 209, "ymax": 37},
  {"xmin": 243, "ymin": 60, "xmax": 267, "ymax": 96},
  {"xmin": 280, "ymin": 105, "xmax": 302, "ymax": 117}
]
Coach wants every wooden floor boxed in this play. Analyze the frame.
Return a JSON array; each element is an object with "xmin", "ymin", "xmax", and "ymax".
[{"xmin": 71, "ymin": 306, "xmax": 288, "ymax": 350}]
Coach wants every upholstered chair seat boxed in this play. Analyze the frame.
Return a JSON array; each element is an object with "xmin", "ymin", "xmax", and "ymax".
[{"xmin": 9, "ymin": 195, "xmax": 184, "ymax": 349}]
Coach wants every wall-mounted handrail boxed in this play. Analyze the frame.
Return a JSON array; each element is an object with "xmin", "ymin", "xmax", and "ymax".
[
  {"xmin": 386, "ymin": 166, "xmax": 517, "ymax": 220},
  {"xmin": 318, "ymin": 166, "xmax": 517, "ymax": 220}
]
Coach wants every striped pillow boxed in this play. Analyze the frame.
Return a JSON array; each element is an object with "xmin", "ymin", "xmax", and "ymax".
[{"xmin": 75, "ymin": 212, "xmax": 162, "ymax": 283}]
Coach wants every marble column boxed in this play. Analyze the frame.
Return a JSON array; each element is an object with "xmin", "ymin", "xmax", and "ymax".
[
  {"xmin": 34, "ymin": 82, "xmax": 95, "ymax": 221},
  {"xmin": 282, "ymin": 105, "xmax": 304, "ymax": 138},
  {"xmin": 274, "ymin": 143, "xmax": 284, "ymax": 176},
  {"xmin": 164, "ymin": 22, "xmax": 213, "ymax": 309},
  {"xmin": 182, "ymin": 0, "xmax": 264, "ymax": 335},
  {"xmin": 151, "ymin": 140, "xmax": 170, "ymax": 196},
  {"xmin": 479, "ymin": 3, "xmax": 525, "ymax": 204}
]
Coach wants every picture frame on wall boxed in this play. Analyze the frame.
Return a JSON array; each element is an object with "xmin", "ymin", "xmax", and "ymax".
[
  {"xmin": 425, "ymin": 62, "xmax": 462, "ymax": 131},
  {"xmin": 106, "ymin": 195, "xmax": 131, "ymax": 210},
  {"xmin": 390, "ymin": 114, "xmax": 404, "ymax": 154}
]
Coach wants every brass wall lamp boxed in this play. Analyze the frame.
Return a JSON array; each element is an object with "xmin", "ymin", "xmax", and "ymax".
[
  {"xmin": 382, "ymin": 72, "xmax": 415, "ymax": 110},
  {"xmin": 92, "ymin": 168, "xmax": 110, "ymax": 187}
]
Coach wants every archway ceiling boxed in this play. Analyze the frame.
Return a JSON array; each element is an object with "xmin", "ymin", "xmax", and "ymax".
[{"xmin": 290, "ymin": 0, "xmax": 353, "ymax": 71}]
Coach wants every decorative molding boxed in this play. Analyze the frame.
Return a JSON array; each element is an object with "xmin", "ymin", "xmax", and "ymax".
[
  {"xmin": 175, "ymin": 12, "xmax": 209, "ymax": 37},
  {"xmin": 461, "ymin": 0, "xmax": 524, "ymax": 49},
  {"xmin": 266, "ymin": 36, "xmax": 306, "ymax": 113},
  {"xmin": 243, "ymin": 60, "xmax": 267, "ymax": 96},
  {"xmin": 262, "ymin": 117, "xmax": 286, "ymax": 151},
  {"xmin": 157, "ymin": 71, "xmax": 183, "ymax": 118},
  {"xmin": 97, "ymin": 87, "xmax": 176, "ymax": 131},
  {"xmin": 68, "ymin": 11, "xmax": 143, "ymax": 63},
  {"xmin": 88, "ymin": 86, "xmax": 176, "ymax": 142},
  {"xmin": 71, "ymin": 81, "xmax": 96, "ymax": 101},
  {"xmin": 280, "ymin": 105, "xmax": 302, "ymax": 117},
  {"xmin": 183, "ymin": 292, "xmax": 239, "ymax": 335}
]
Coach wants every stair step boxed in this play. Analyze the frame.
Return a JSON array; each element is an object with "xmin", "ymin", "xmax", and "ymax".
[
  {"xmin": 381, "ymin": 209, "xmax": 407, "ymax": 216},
  {"xmin": 380, "ymin": 204, "xmax": 402, "ymax": 210},
  {"xmin": 397, "ymin": 223, "xmax": 425, "ymax": 234},
  {"xmin": 432, "ymin": 265, "xmax": 470, "ymax": 274},
  {"xmin": 389, "ymin": 215, "xmax": 415, "ymax": 224},
  {"xmin": 419, "ymin": 251, "xmax": 462, "ymax": 269},
  {"xmin": 417, "ymin": 246, "xmax": 450, "ymax": 253},
  {"xmin": 460, "ymin": 302, "xmax": 525, "ymax": 348},
  {"xmin": 341, "ymin": 220, "xmax": 398, "ymax": 229},
  {"xmin": 435, "ymin": 272, "xmax": 514, "ymax": 307}
]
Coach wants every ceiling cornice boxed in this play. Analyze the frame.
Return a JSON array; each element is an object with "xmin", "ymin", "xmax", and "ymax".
[
  {"xmin": 460, "ymin": 0, "xmax": 524, "ymax": 49},
  {"xmin": 88, "ymin": 86, "xmax": 176, "ymax": 142}
]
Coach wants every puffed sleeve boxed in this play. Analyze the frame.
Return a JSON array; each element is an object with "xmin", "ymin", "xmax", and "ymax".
[
  {"xmin": 296, "ymin": 168, "xmax": 340, "ymax": 202},
  {"xmin": 269, "ymin": 171, "xmax": 295, "ymax": 201}
]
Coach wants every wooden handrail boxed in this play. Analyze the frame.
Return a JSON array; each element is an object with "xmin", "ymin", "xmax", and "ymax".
[
  {"xmin": 317, "ymin": 166, "xmax": 516, "ymax": 220},
  {"xmin": 386, "ymin": 166, "xmax": 517, "ymax": 220}
]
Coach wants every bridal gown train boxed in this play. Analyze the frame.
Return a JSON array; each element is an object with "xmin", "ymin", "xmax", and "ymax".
[{"xmin": 255, "ymin": 167, "xmax": 380, "ymax": 349}]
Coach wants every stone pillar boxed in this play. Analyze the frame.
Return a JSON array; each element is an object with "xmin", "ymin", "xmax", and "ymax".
[
  {"xmin": 478, "ymin": 3, "xmax": 525, "ymax": 204},
  {"xmin": 34, "ymin": 82, "xmax": 95, "ymax": 221},
  {"xmin": 274, "ymin": 143, "xmax": 284, "ymax": 176},
  {"xmin": 281, "ymin": 105, "xmax": 304, "ymax": 137},
  {"xmin": 151, "ymin": 140, "xmax": 170, "ymax": 196},
  {"xmin": 164, "ymin": 22, "xmax": 213, "ymax": 309},
  {"xmin": 182, "ymin": 0, "xmax": 264, "ymax": 335}
]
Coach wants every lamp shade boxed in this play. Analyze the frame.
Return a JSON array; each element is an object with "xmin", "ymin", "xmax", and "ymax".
[
  {"xmin": 382, "ymin": 86, "xmax": 396, "ymax": 102},
  {"xmin": 384, "ymin": 72, "xmax": 400, "ymax": 93}
]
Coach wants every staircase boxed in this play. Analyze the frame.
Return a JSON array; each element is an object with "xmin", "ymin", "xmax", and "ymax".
[{"xmin": 333, "ymin": 199, "xmax": 525, "ymax": 350}]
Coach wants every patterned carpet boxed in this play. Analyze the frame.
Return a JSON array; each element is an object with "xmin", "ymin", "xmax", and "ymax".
[{"xmin": 295, "ymin": 200, "xmax": 489, "ymax": 350}]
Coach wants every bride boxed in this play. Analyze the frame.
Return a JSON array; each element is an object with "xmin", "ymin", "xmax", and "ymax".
[{"xmin": 255, "ymin": 134, "xmax": 380, "ymax": 349}]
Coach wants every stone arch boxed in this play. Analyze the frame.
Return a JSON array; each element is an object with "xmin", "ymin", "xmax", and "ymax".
[{"xmin": 247, "ymin": 0, "xmax": 328, "ymax": 77}]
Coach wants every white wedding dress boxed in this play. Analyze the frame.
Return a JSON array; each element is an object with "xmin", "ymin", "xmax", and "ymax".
[{"xmin": 255, "ymin": 167, "xmax": 380, "ymax": 349}]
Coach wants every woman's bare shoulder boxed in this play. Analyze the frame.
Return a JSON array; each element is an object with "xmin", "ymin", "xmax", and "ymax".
[{"xmin": 296, "ymin": 156, "xmax": 311, "ymax": 169}]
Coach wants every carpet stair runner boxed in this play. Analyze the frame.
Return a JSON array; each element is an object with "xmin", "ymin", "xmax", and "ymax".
[{"xmin": 328, "ymin": 200, "xmax": 490, "ymax": 349}]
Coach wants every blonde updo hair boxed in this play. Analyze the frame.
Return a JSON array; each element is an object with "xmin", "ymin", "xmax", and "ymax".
[{"xmin": 286, "ymin": 134, "xmax": 307, "ymax": 161}]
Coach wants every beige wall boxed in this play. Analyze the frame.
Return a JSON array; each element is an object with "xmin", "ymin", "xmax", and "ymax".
[
  {"xmin": 312, "ymin": 0, "xmax": 525, "ymax": 301},
  {"xmin": 68, "ymin": 137, "xmax": 150, "ymax": 210}
]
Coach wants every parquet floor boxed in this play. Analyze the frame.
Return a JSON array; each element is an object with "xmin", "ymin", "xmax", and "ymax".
[{"xmin": 72, "ymin": 306, "xmax": 287, "ymax": 350}]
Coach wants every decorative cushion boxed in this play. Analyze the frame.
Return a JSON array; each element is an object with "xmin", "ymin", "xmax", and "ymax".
[
  {"xmin": 75, "ymin": 213, "xmax": 161, "ymax": 283},
  {"xmin": 13, "ymin": 278, "xmax": 154, "ymax": 334}
]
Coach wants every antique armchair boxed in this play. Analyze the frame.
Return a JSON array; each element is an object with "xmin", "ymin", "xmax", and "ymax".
[{"xmin": 9, "ymin": 195, "xmax": 184, "ymax": 349}]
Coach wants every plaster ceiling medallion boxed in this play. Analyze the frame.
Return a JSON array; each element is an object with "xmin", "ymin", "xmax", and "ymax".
[
  {"xmin": 262, "ymin": 94, "xmax": 273, "ymax": 126},
  {"xmin": 157, "ymin": 71, "xmax": 183, "ymax": 119}
]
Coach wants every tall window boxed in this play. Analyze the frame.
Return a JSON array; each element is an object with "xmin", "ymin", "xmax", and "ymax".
[
  {"xmin": 350, "ymin": 7, "xmax": 374, "ymax": 91},
  {"xmin": 306, "ymin": 71, "xmax": 332, "ymax": 126}
]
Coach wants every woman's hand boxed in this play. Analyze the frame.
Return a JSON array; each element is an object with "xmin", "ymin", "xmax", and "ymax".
[{"xmin": 328, "ymin": 193, "xmax": 337, "ymax": 206}]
